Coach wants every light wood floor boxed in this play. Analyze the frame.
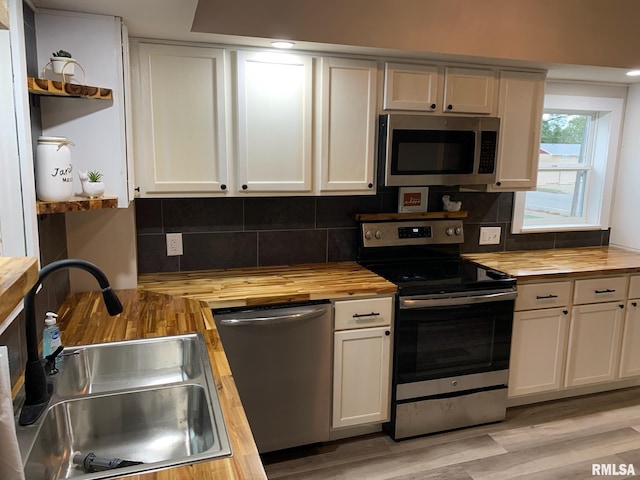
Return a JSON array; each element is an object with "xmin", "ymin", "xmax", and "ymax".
[{"xmin": 262, "ymin": 387, "xmax": 640, "ymax": 479}]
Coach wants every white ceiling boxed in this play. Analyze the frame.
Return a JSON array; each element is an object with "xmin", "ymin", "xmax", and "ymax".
[{"xmin": 30, "ymin": 0, "xmax": 640, "ymax": 85}]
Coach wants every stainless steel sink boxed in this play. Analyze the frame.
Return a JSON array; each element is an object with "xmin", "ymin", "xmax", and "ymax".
[
  {"xmin": 57, "ymin": 335, "xmax": 201, "ymax": 396},
  {"xmin": 15, "ymin": 333, "xmax": 232, "ymax": 480}
]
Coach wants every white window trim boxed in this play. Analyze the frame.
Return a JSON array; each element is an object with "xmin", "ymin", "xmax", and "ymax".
[{"xmin": 512, "ymin": 94, "xmax": 624, "ymax": 234}]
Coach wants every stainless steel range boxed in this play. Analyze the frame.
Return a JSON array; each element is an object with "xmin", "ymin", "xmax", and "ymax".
[{"xmin": 357, "ymin": 218, "xmax": 517, "ymax": 440}]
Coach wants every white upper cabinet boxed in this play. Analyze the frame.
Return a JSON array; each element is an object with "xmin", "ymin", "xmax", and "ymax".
[
  {"xmin": 443, "ymin": 67, "xmax": 497, "ymax": 114},
  {"xmin": 383, "ymin": 62, "xmax": 440, "ymax": 111},
  {"xmin": 318, "ymin": 57, "xmax": 377, "ymax": 193},
  {"xmin": 134, "ymin": 43, "xmax": 228, "ymax": 195},
  {"xmin": 490, "ymin": 70, "xmax": 545, "ymax": 191},
  {"xmin": 236, "ymin": 51, "xmax": 313, "ymax": 193}
]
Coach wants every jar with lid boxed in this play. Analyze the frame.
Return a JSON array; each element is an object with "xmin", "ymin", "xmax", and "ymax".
[{"xmin": 35, "ymin": 136, "xmax": 74, "ymax": 202}]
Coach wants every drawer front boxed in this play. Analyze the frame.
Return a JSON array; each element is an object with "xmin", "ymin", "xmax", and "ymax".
[
  {"xmin": 334, "ymin": 297, "xmax": 393, "ymax": 330},
  {"xmin": 515, "ymin": 281, "xmax": 572, "ymax": 311},
  {"xmin": 629, "ymin": 275, "xmax": 640, "ymax": 299},
  {"xmin": 573, "ymin": 276, "xmax": 627, "ymax": 305}
]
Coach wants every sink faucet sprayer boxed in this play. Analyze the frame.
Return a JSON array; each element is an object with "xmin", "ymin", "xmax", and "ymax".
[{"xmin": 19, "ymin": 259, "xmax": 123, "ymax": 426}]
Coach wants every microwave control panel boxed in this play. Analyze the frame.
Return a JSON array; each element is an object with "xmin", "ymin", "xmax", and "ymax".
[{"xmin": 478, "ymin": 131, "xmax": 498, "ymax": 174}]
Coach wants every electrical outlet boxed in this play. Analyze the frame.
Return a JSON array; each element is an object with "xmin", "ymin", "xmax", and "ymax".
[
  {"xmin": 166, "ymin": 233, "xmax": 183, "ymax": 256},
  {"xmin": 479, "ymin": 226, "xmax": 501, "ymax": 245}
]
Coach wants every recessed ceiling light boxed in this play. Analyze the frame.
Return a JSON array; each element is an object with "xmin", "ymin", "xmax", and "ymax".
[
  {"xmin": 626, "ymin": 70, "xmax": 640, "ymax": 77},
  {"xmin": 271, "ymin": 41, "xmax": 295, "ymax": 49}
]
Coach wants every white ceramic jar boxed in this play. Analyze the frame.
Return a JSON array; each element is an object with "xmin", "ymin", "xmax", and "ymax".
[{"xmin": 35, "ymin": 137, "xmax": 74, "ymax": 201}]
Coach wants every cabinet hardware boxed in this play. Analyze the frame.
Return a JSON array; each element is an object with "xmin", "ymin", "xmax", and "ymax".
[
  {"xmin": 385, "ymin": 330, "xmax": 391, "ymax": 336},
  {"xmin": 536, "ymin": 294, "xmax": 558, "ymax": 299},
  {"xmin": 496, "ymin": 181, "xmax": 501, "ymax": 187},
  {"xmin": 447, "ymin": 104, "xmax": 453, "ymax": 110},
  {"xmin": 619, "ymin": 304, "xmax": 625, "ymax": 309},
  {"xmin": 430, "ymin": 103, "xmax": 436, "ymax": 109},
  {"xmin": 242, "ymin": 184, "xmax": 248, "ymax": 190},
  {"xmin": 595, "ymin": 289, "xmax": 616, "ymax": 294},
  {"xmin": 563, "ymin": 310, "xmax": 568, "ymax": 315},
  {"xmin": 352, "ymin": 312, "xmax": 380, "ymax": 318},
  {"xmin": 368, "ymin": 183, "xmax": 373, "ymax": 189},
  {"xmin": 134, "ymin": 187, "xmax": 140, "ymax": 192},
  {"xmin": 220, "ymin": 184, "xmax": 227, "ymax": 190},
  {"xmin": 633, "ymin": 302, "xmax": 638, "ymax": 307}
]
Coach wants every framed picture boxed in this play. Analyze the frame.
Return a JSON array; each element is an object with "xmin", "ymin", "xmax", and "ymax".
[{"xmin": 398, "ymin": 187, "xmax": 429, "ymax": 212}]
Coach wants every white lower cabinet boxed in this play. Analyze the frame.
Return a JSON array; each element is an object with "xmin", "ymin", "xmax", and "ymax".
[
  {"xmin": 509, "ymin": 307, "xmax": 569, "ymax": 396},
  {"xmin": 565, "ymin": 302, "xmax": 625, "ymax": 387},
  {"xmin": 619, "ymin": 276, "xmax": 640, "ymax": 378},
  {"xmin": 332, "ymin": 296, "xmax": 393, "ymax": 429}
]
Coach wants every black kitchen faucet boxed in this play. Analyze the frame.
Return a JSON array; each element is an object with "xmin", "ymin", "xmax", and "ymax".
[{"xmin": 19, "ymin": 259, "xmax": 123, "ymax": 426}]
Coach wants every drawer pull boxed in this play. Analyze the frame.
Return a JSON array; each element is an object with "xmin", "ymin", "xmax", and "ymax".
[
  {"xmin": 352, "ymin": 312, "xmax": 381, "ymax": 319},
  {"xmin": 595, "ymin": 289, "xmax": 616, "ymax": 294},
  {"xmin": 536, "ymin": 294, "xmax": 559, "ymax": 299}
]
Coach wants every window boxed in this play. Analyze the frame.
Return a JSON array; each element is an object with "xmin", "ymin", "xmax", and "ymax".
[{"xmin": 512, "ymin": 93, "xmax": 624, "ymax": 233}]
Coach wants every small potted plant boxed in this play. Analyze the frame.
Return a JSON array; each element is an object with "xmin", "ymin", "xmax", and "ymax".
[
  {"xmin": 50, "ymin": 49, "xmax": 75, "ymax": 76},
  {"xmin": 79, "ymin": 170, "xmax": 105, "ymax": 198}
]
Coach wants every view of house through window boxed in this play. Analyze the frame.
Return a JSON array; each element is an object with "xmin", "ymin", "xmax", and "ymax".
[
  {"xmin": 524, "ymin": 112, "xmax": 594, "ymax": 225},
  {"xmin": 512, "ymin": 92, "xmax": 623, "ymax": 234}
]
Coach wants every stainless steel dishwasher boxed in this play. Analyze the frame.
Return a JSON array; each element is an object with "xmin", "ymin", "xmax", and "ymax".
[{"xmin": 213, "ymin": 301, "xmax": 332, "ymax": 453}]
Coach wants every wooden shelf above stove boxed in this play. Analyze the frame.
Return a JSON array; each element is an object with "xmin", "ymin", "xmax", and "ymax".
[{"xmin": 355, "ymin": 211, "xmax": 468, "ymax": 221}]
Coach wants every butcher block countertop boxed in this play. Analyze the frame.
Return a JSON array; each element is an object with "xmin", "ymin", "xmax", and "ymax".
[
  {"xmin": 0, "ymin": 257, "xmax": 38, "ymax": 323},
  {"xmin": 137, "ymin": 261, "xmax": 398, "ymax": 308},
  {"xmin": 463, "ymin": 246, "xmax": 640, "ymax": 282},
  {"xmin": 37, "ymin": 262, "xmax": 396, "ymax": 480}
]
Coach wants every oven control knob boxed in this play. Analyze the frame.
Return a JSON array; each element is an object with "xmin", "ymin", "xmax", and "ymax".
[
  {"xmin": 452, "ymin": 380, "xmax": 458, "ymax": 387},
  {"xmin": 455, "ymin": 227, "xmax": 462, "ymax": 236},
  {"xmin": 446, "ymin": 227, "xmax": 455, "ymax": 236},
  {"xmin": 374, "ymin": 230, "xmax": 383, "ymax": 240},
  {"xmin": 365, "ymin": 230, "xmax": 373, "ymax": 240}
]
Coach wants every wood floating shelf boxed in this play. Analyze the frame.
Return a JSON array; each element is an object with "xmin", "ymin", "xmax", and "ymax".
[
  {"xmin": 27, "ymin": 77, "xmax": 113, "ymax": 100},
  {"xmin": 355, "ymin": 211, "xmax": 468, "ymax": 221},
  {"xmin": 36, "ymin": 196, "xmax": 118, "ymax": 215}
]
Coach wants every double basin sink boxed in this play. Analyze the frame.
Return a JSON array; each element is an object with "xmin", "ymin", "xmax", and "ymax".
[{"xmin": 15, "ymin": 333, "xmax": 232, "ymax": 480}]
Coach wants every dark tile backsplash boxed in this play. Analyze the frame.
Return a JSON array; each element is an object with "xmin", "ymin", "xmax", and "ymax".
[{"xmin": 135, "ymin": 189, "xmax": 610, "ymax": 274}]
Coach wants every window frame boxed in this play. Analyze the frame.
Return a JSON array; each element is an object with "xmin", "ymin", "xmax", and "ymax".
[{"xmin": 512, "ymin": 93, "xmax": 624, "ymax": 234}]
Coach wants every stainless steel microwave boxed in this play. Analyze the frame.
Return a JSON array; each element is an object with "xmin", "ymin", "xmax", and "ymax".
[{"xmin": 378, "ymin": 114, "xmax": 500, "ymax": 186}]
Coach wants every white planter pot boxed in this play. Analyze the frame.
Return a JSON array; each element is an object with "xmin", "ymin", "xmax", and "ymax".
[
  {"xmin": 83, "ymin": 181, "xmax": 105, "ymax": 199},
  {"xmin": 35, "ymin": 137, "xmax": 74, "ymax": 202},
  {"xmin": 51, "ymin": 57, "xmax": 75, "ymax": 76}
]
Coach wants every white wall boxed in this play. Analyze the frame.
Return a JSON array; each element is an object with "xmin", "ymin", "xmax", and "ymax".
[{"xmin": 611, "ymin": 83, "xmax": 640, "ymax": 250}]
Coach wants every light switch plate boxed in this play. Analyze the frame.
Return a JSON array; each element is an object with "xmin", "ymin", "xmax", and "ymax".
[{"xmin": 479, "ymin": 226, "xmax": 501, "ymax": 245}]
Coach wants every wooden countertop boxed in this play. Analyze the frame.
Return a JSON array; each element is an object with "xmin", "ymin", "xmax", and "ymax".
[
  {"xmin": 138, "ymin": 262, "xmax": 397, "ymax": 308},
  {"xmin": 54, "ymin": 289, "xmax": 267, "ymax": 480},
  {"xmin": 463, "ymin": 246, "xmax": 640, "ymax": 281},
  {"xmin": 0, "ymin": 257, "xmax": 38, "ymax": 323},
  {"xmin": 42, "ymin": 262, "xmax": 396, "ymax": 480}
]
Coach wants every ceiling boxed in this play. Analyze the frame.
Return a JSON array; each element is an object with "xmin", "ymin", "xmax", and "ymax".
[{"xmin": 29, "ymin": 0, "xmax": 640, "ymax": 85}]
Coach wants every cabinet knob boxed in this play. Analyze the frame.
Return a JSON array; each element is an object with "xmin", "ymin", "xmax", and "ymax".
[
  {"xmin": 619, "ymin": 304, "xmax": 625, "ymax": 309},
  {"xmin": 220, "ymin": 184, "xmax": 227, "ymax": 190},
  {"xmin": 633, "ymin": 302, "xmax": 638, "ymax": 307},
  {"xmin": 496, "ymin": 181, "xmax": 502, "ymax": 187},
  {"xmin": 385, "ymin": 330, "xmax": 390, "ymax": 336},
  {"xmin": 242, "ymin": 184, "xmax": 248, "ymax": 190},
  {"xmin": 134, "ymin": 187, "xmax": 140, "ymax": 192},
  {"xmin": 563, "ymin": 309, "xmax": 568, "ymax": 315},
  {"xmin": 447, "ymin": 104, "xmax": 453, "ymax": 110},
  {"xmin": 368, "ymin": 183, "xmax": 373, "ymax": 189},
  {"xmin": 431, "ymin": 103, "xmax": 436, "ymax": 110}
]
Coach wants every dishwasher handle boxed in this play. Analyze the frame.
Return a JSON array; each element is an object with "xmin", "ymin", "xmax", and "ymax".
[{"xmin": 217, "ymin": 307, "xmax": 327, "ymax": 327}]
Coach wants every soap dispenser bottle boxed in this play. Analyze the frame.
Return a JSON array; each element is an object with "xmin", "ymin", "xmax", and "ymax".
[{"xmin": 42, "ymin": 311, "xmax": 62, "ymax": 363}]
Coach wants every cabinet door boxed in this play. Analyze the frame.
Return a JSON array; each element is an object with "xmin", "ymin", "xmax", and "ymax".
[
  {"xmin": 565, "ymin": 302, "xmax": 625, "ymax": 387},
  {"xmin": 135, "ymin": 43, "xmax": 228, "ymax": 194},
  {"xmin": 509, "ymin": 308, "xmax": 569, "ymax": 397},
  {"xmin": 491, "ymin": 70, "xmax": 545, "ymax": 191},
  {"xmin": 383, "ymin": 62, "xmax": 440, "ymax": 111},
  {"xmin": 443, "ymin": 67, "xmax": 496, "ymax": 114},
  {"xmin": 619, "ymin": 300, "xmax": 640, "ymax": 378},
  {"xmin": 236, "ymin": 51, "xmax": 312, "ymax": 193},
  {"xmin": 333, "ymin": 327, "xmax": 391, "ymax": 428},
  {"xmin": 318, "ymin": 57, "xmax": 377, "ymax": 193}
]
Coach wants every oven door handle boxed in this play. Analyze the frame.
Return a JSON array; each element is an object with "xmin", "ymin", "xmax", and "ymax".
[{"xmin": 399, "ymin": 290, "xmax": 517, "ymax": 309}]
